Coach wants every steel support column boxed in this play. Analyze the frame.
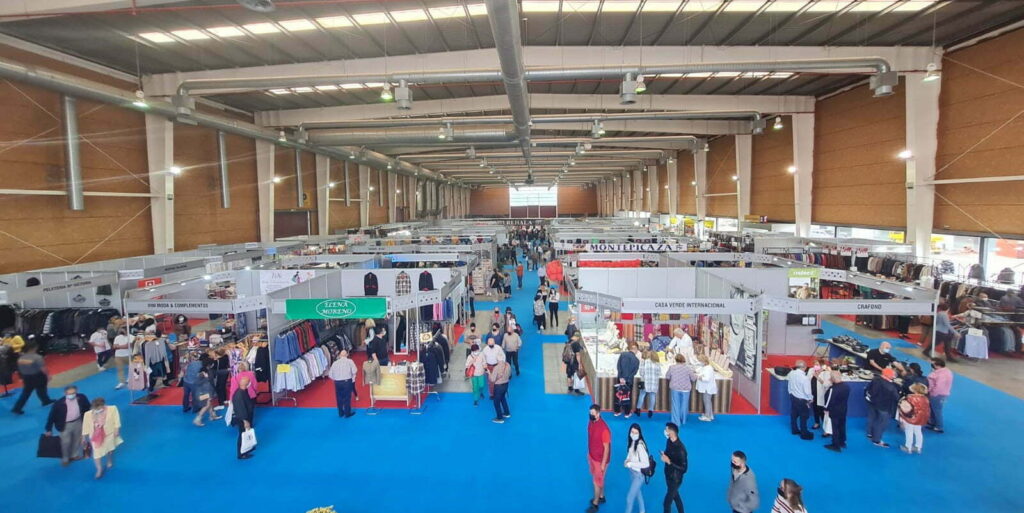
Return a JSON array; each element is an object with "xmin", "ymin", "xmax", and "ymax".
[
  {"xmin": 315, "ymin": 154, "xmax": 330, "ymax": 235},
  {"xmin": 145, "ymin": 115, "xmax": 174, "ymax": 253},
  {"xmin": 647, "ymin": 164, "xmax": 660, "ymax": 213},
  {"xmin": 358, "ymin": 165, "xmax": 370, "ymax": 227},
  {"xmin": 905, "ymin": 72, "xmax": 940, "ymax": 259},
  {"xmin": 736, "ymin": 134, "xmax": 753, "ymax": 221},
  {"xmin": 694, "ymin": 149, "xmax": 708, "ymax": 220},
  {"xmin": 667, "ymin": 151, "xmax": 679, "ymax": 216},
  {"xmin": 792, "ymin": 113, "xmax": 815, "ymax": 237},
  {"xmin": 255, "ymin": 140, "xmax": 276, "ymax": 242}
]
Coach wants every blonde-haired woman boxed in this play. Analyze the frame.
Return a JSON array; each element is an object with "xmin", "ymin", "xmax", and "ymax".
[
  {"xmin": 695, "ymin": 354, "xmax": 717, "ymax": 422},
  {"xmin": 81, "ymin": 397, "xmax": 122, "ymax": 479}
]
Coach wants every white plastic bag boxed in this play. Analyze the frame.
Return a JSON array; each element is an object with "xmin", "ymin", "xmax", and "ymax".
[
  {"xmin": 240, "ymin": 428, "xmax": 257, "ymax": 454},
  {"xmin": 572, "ymin": 374, "xmax": 589, "ymax": 394},
  {"xmin": 224, "ymin": 402, "xmax": 234, "ymax": 427}
]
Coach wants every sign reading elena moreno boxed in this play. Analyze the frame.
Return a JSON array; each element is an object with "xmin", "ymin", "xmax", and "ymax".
[{"xmin": 285, "ymin": 297, "xmax": 388, "ymax": 320}]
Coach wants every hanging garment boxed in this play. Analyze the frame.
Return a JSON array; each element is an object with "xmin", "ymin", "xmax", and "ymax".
[
  {"xmin": 364, "ymin": 272, "xmax": 379, "ymax": 296},
  {"xmin": 406, "ymin": 362, "xmax": 426, "ymax": 394},
  {"xmin": 418, "ymin": 271, "xmax": 435, "ymax": 291},
  {"xmin": 395, "ymin": 271, "xmax": 412, "ymax": 296}
]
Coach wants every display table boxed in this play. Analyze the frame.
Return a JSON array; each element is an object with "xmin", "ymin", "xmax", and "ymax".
[
  {"xmin": 827, "ymin": 340, "xmax": 868, "ymax": 367},
  {"xmin": 767, "ymin": 369, "xmax": 869, "ymax": 418},
  {"xmin": 371, "ymin": 367, "xmax": 409, "ymax": 407},
  {"xmin": 962, "ymin": 332, "xmax": 989, "ymax": 359}
]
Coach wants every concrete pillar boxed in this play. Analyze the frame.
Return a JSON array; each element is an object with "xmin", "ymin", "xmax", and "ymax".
[
  {"xmin": 792, "ymin": 113, "xmax": 815, "ymax": 237},
  {"xmin": 647, "ymin": 164, "xmax": 659, "ymax": 213},
  {"xmin": 905, "ymin": 72, "xmax": 940, "ymax": 258},
  {"xmin": 736, "ymin": 134, "xmax": 753, "ymax": 221},
  {"xmin": 315, "ymin": 154, "xmax": 330, "ymax": 235},
  {"xmin": 667, "ymin": 152, "xmax": 679, "ymax": 217},
  {"xmin": 693, "ymin": 149, "xmax": 708, "ymax": 220},
  {"xmin": 145, "ymin": 115, "xmax": 174, "ymax": 253},
  {"xmin": 388, "ymin": 172, "xmax": 398, "ymax": 223},
  {"xmin": 255, "ymin": 140, "xmax": 276, "ymax": 242},
  {"xmin": 358, "ymin": 165, "xmax": 370, "ymax": 227},
  {"xmin": 633, "ymin": 169, "xmax": 644, "ymax": 213}
]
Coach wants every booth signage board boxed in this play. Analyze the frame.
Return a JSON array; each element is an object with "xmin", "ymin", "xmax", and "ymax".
[
  {"xmin": 259, "ymin": 270, "xmax": 316, "ymax": 295},
  {"xmin": 124, "ymin": 300, "xmax": 235, "ymax": 314},
  {"xmin": 1, "ymin": 274, "xmax": 120, "ymax": 303},
  {"xmin": 144, "ymin": 260, "xmax": 207, "ymax": 278},
  {"xmin": 556, "ymin": 243, "xmax": 689, "ymax": 252},
  {"xmin": 418, "ymin": 245, "xmax": 471, "ymax": 253},
  {"xmin": 285, "ymin": 297, "xmax": 388, "ymax": 320},
  {"xmin": 794, "ymin": 299, "xmax": 935, "ymax": 315},
  {"xmin": 576, "ymin": 290, "xmax": 623, "ymax": 311},
  {"xmin": 621, "ymin": 298, "xmax": 756, "ymax": 314},
  {"xmin": 388, "ymin": 253, "xmax": 461, "ymax": 263},
  {"xmin": 119, "ymin": 269, "xmax": 145, "ymax": 280}
]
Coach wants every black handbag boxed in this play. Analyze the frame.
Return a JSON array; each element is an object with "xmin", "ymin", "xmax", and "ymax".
[{"xmin": 37, "ymin": 434, "xmax": 62, "ymax": 459}]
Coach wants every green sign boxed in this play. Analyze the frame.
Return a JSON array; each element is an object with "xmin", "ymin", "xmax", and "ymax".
[
  {"xmin": 787, "ymin": 268, "xmax": 820, "ymax": 279},
  {"xmin": 285, "ymin": 297, "xmax": 388, "ymax": 320}
]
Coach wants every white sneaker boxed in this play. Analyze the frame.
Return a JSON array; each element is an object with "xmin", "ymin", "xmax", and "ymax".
[
  {"xmin": 114, "ymin": 383, "xmax": 125, "ymax": 390},
  {"xmin": 97, "ymin": 364, "xmax": 106, "ymax": 372}
]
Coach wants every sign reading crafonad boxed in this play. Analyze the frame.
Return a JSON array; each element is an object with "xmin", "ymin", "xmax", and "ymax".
[{"xmin": 285, "ymin": 297, "xmax": 388, "ymax": 320}]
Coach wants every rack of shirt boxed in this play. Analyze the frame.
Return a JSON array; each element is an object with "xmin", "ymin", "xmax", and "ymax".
[{"xmin": 270, "ymin": 319, "xmax": 352, "ymax": 394}]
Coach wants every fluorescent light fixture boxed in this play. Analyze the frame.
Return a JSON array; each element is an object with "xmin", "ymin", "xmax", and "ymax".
[
  {"xmin": 428, "ymin": 6, "xmax": 465, "ymax": 19},
  {"xmin": 769, "ymin": 72, "xmax": 794, "ymax": 78},
  {"xmin": 642, "ymin": 1, "xmax": 682, "ymax": 12},
  {"xmin": 269, "ymin": 89, "xmax": 291, "ymax": 95},
  {"xmin": 659, "ymin": 73, "xmax": 684, "ymax": 78},
  {"xmin": 466, "ymin": 3, "xmax": 488, "ymax": 15},
  {"xmin": 923, "ymin": 62, "xmax": 941, "ymax": 82},
  {"xmin": 139, "ymin": 32, "xmax": 174, "ymax": 43},
  {"xmin": 765, "ymin": 1, "xmax": 808, "ymax": 11},
  {"xmin": 893, "ymin": 1, "xmax": 937, "ymax": 12},
  {"xmin": 207, "ymin": 26, "xmax": 245, "ymax": 38},
  {"xmin": 724, "ymin": 1, "xmax": 767, "ymax": 12},
  {"xmin": 364, "ymin": 82, "xmax": 386, "ymax": 88},
  {"xmin": 744, "ymin": 71, "xmax": 771, "ymax": 78},
  {"xmin": 391, "ymin": 9, "xmax": 429, "ymax": 22},
  {"xmin": 805, "ymin": 1, "xmax": 852, "ymax": 12},
  {"xmin": 682, "ymin": 1, "xmax": 723, "ymax": 12},
  {"xmin": 850, "ymin": 1, "xmax": 894, "ymax": 12},
  {"xmin": 316, "ymin": 16, "xmax": 353, "ymax": 28},
  {"xmin": 787, "ymin": 165, "xmax": 797, "ymax": 174},
  {"xmin": 340, "ymin": 83, "xmax": 364, "ymax": 89},
  {"xmin": 715, "ymin": 71, "xmax": 742, "ymax": 78},
  {"xmin": 897, "ymin": 149, "xmax": 913, "ymax": 160},
  {"xmin": 279, "ymin": 19, "xmax": 317, "ymax": 32},
  {"xmin": 602, "ymin": 1, "xmax": 643, "ymax": 12},
  {"xmin": 292, "ymin": 86, "xmax": 314, "ymax": 93},
  {"xmin": 522, "ymin": 1, "xmax": 561, "ymax": 12},
  {"xmin": 315, "ymin": 85, "xmax": 339, "ymax": 91},
  {"xmin": 563, "ymin": 1, "xmax": 601, "ymax": 12},
  {"xmin": 168, "ymin": 166, "xmax": 183, "ymax": 175},
  {"xmin": 272, "ymin": 176, "xmax": 282, "ymax": 184},
  {"xmin": 243, "ymin": 22, "xmax": 280, "ymax": 34},
  {"xmin": 353, "ymin": 12, "xmax": 390, "ymax": 25},
  {"xmin": 171, "ymin": 29, "xmax": 210, "ymax": 41},
  {"xmin": 686, "ymin": 72, "xmax": 714, "ymax": 78}
]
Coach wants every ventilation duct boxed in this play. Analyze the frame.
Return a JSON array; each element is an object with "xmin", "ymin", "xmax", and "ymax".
[{"xmin": 61, "ymin": 95, "xmax": 84, "ymax": 211}]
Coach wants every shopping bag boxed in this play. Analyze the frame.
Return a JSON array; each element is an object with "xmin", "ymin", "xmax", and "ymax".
[
  {"xmin": 240, "ymin": 428, "xmax": 257, "ymax": 454},
  {"xmin": 37, "ymin": 434, "xmax": 62, "ymax": 459},
  {"xmin": 224, "ymin": 402, "xmax": 234, "ymax": 427},
  {"xmin": 572, "ymin": 373, "xmax": 589, "ymax": 394}
]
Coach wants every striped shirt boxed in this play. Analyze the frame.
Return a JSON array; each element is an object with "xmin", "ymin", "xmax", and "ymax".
[{"xmin": 771, "ymin": 494, "xmax": 807, "ymax": 513}]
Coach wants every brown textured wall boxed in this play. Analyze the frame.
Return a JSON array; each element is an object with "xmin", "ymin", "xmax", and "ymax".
[
  {"xmin": 677, "ymin": 153, "xmax": 696, "ymax": 215},
  {"xmin": 657, "ymin": 164, "xmax": 669, "ymax": 213},
  {"xmin": 368, "ymin": 168, "xmax": 389, "ymax": 225},
  {"xmin": 558, "ymin": 186, "xmax": 598, "ymax": 215},
  {"xmin": 706, "ymin": 136, "xmax": 738, "ymax": 217},
  {"xmin": 173, "ymin": 126, "xmax": 260, "ymax": 249},
  {"xmin": 813, "ymin": 81, "xmax": 906, "ymax": 227},
  {"xmin": 0, "ymin": 46, "xmax": 154, "ymax": 273},
  {"xmin": 329, "ymin": 160, "xmax": 360, "ymax": 233},
  {"xmin": 751, "ymin": 116, "xmax": 796, "ymax": 222},
  {"xmin": 933, "ymin": 28, "xmax": 1024, "ymax": 236},
  {"xmin": 470, "ymin": 187, "xmax": 510, "ymax": 216}
]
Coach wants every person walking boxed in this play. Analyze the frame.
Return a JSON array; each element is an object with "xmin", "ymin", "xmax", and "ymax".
[
  {"xmin": 565, "ymin": 315, "xmax": 579, "ymax": 340},
  {"xmin": 930, "ymin": 303, "xmax": 959, "ymax": 362},
  {"xmin": 503, "ymin": 326, "xmax": 522, "ymax": 376},
  {"xmin": 547, "ymin": 285, "xmax": 561, "ymax": 327},
  {"xmin": 533, "ymin": 295, "xmax": 547, "ymax": 332},
  {"xmin": 181, "ymin": 357, "xmax": 203, "ymax": 414},
  {"xmin": 81, "ymin": 397, "xmax": 122, "ymax": 480},
  {"xmin": 565, "ymin": 334, "xmax": 585, "ymax": 395},
  {"xmin": 661, "ymin": 422, "xmax": 687, "ymax": 513},
  {"xmin": 926, "ymin": 358, "xmax": 952, "ymax": 433},
  {"xmin": 665, "ymin": 354, "xmax": 696, "ymax": 427},
  {"xmin": 728, "ymin": 451, "xmax": 760, "ymax": 513},
  {"xmin": 191, "ymin": 367, "xmax": 220, "ymax": 426},
  {"xmin": 624, "ymin": 423, "xmax": 651, "ymax": 513},
  {"xmin": 788, "ymin": 360, "xmax": 814, "ymax": 440},
  {"xmin": 11, "ymin": 345, "xmax": 53, "ymax": 414},
  {"xmin": 823, "ymin": 372, "xmax": 850, "ymax": 453},
  {"xmin": 45, "ymin": 385, "xmax": 90, "ymax": 466},
  {"xmin": 466, "ymin": 344, "xmax": 487, "ymax": 406},
  {"xmin": 898, "ymin": 382, "xmax": 931, "ymax": 454},
  {"xmin": 87, "ymin": 327, "xmax": 113, "ymax": 371},
  {"xmin": 616, "ymin": 343, "xmax": 641, "ymax": 418},
  {"xmin": 230, "ymin": 376, "xmax": 256, "ymax": 459},
  {"xmin": 537, "ymin": 263, "xmax": 547, "ymax": 287},
  {"xmin": 636, "ymin": 351, "xmax": 662, "ymax": 418},
  {"xmin": 587, "ymin": 404, "xmax": 611, "ymax": 513},
  {"xmin": 489, "ymin": 358, "xmax": 511, "ymax": 423},
  {"xmin": 771, "ymin": 479, "xmax": 807, "ymax": 513},
  {"xmin": 503, "ymin": 272, "xmax": 513, "ymax": 300},
  {"xmin": 515, "ymin": 262, "xmax": 524, "ymax": 289},
  {"xmin": 695, "ymin": 353, "xmax": 717, "ymax": 422},
  {"xmin": 866, "ymin": 367, "xmax": 900, "ymax": 448},
  {"xmin": 328, "ymin": 348, "xmax": 358, "ymax": 418},
  {"xmin": 111, "ymin": 329, "xmax": 131, "ymax": 389}
]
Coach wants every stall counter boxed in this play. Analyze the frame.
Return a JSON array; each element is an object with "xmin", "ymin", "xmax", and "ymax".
[{"xmin": 767, "ymin": 369, "xmax": 869, "ymax": 418}]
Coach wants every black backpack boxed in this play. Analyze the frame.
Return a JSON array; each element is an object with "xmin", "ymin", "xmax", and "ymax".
[
  {"xmin": 640, "ymin": 441, "xmax": 657, "ymax": 482},
  {"xmin": 561, "ymin": 343, "xmax": 575, "ymax": 365}
]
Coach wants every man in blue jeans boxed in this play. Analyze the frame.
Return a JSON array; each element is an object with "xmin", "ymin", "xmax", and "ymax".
[
  {"xmin": 787, "ymin": 360, "xmax": 814, "ymax": 440},
  {"xmin": 181, "ymin": 357, "xmax": 204, "ymax": 413},
  {"xmin": 665, "ymin": 354, "xmax": 696, "ymax": 427},
  {"xmin": 328, "ymin": 349, "xmax": 358, "ymax": 418},
  {"xmin": 866, "ymin": 367, "xmax": 900, "ymax": 447}
]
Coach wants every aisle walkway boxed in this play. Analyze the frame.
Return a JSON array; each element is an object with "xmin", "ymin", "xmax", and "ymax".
[{"xmin": 0, "ymin": 255, "xmax": 1022, "ymax": 513}]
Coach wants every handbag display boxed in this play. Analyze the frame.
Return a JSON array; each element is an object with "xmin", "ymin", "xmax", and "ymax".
[
  {"xmin": 240, "ymin": 428, "xmax": 257, "ymax": 454},
  {"xmin": 37, "ymin": 434, "xmax": 62, "ymax": 459}
]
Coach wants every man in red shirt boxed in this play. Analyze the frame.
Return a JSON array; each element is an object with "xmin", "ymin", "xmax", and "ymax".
[{"xmin": 587, "ymin": 403, "xmax": 611, "ymax": 512}]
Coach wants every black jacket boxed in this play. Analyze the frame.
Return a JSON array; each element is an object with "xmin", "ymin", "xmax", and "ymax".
[
  {"xmin": 364, "ymin": 272, "xmax": 379, "ymax": 296},
  {"xmin": 231, "ymin": 388, "xmax": 255, "ymax": 427},
  {"xmin": 418, "ymin": 271, "xmax": 434, "ymax": 291},
  {"xmin": 664, "ymin": 437, "xmax": 688, "ymax": 481},
  {"xmin": 46, "ymin": 394, "xmax": 91, "ymax": 432},
  {"xmin": 866, "ymin": 377, "xmax": 900, "ymax": 415},
  {"xmin": 823, "ymin": 382, "xmax": 850, "ymax": 415},
  {"xmin": 617, "ymin": 351, "xmax": 640, "ymax": 381}
]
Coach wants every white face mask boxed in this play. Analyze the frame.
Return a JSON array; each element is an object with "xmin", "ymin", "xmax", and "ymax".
[{"xmin": 630, "ymin": 432, "xmax": 639, "ymax": 441}]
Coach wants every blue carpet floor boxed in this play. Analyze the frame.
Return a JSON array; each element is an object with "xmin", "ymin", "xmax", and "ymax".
[{"xmin": 1, "ymin": 260, "xmax": 1022, "ymax": 513}]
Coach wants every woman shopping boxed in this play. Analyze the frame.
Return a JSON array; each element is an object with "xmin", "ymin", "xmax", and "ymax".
[
  {"xmin": 466, "ymin": 344, "xmax": 487, "ymax": 406},
  {"xmin": 771, "ymin": 479, "xmax": 808, "ymax": 513},
  {"xmin": 695, "ymin": 354, "xmax": 718, "ymax": 422},
  {"xmin": 81, "ymin": 398, "xmax": 122, "ymax": 480},
  {"xmin": 623, "ymin": 423, "xmax": 651, "ymax": 513}
]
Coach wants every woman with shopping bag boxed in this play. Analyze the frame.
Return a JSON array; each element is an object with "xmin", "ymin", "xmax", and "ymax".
[
  {"xmin": 81, "ymin": 398, "xmax": 122, "ymax": 480},
  {"xmin": 231, "ymin": 376, "xmax": 256, "ymax": 460}
]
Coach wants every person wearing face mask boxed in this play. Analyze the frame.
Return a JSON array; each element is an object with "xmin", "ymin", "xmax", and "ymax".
[
  {"xmin": 81, "ymin": 397, "xmax": 122, "ymax": 480},
  {"xmin": 770, "ymin": 479, "xmax": 807, "ymax": 513},
  {"xmin": 615, "ymin": 343, "xmax": 641, "ymax": 418},
  {"xmin": 787, "ymin": 360, "xmax": 814, "ymax": 441},
  {"xmin": 45, "ymin": 385, "xmax": 91, "ymax": 466},
  {"xmin": 503, "ymin": 326, "xmax": 522, "ymax": 377},
  {"xmin": 466, "ymin": 344, "xmax": 487, "ymax": 406},
  {"xmin": 866, "ymin": 367, "xmax": 900, "ymax": 448},
  {"xmin": 482, "ymin": 336, "xmax": 505, "ymax": 398},
  {"xmin": 586, "ymin": 404, "xmax": 611, "ymax": 513},
  {"xmin": 534, "ymin": 295, "xmax": 547, "ymax": 332},
  {"xmin": 623, "ymin": 423, "xmax": 651, "ymax": 513},
  {"xmin": 727, "ymin": 450, "xmax": 759, "ymax": 513},
  {"xmin": 823, "ymin": 372, "xmax": 850, "ymax": 453},
  {"xmin": 866, "ymin": 341, "xmax": 905, "ymax": 375},
  {"xmin": 660, "ymin": 422, "xmax": 688, "ymax": 513}
]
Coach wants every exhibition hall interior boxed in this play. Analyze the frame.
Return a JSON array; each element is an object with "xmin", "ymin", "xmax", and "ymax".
[{"xmin": 1, "ymin": 1, "xmax": 1023, "ymax": 513}]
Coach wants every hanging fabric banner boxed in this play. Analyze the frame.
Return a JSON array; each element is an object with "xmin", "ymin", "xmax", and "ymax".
[{"xmin": 285, "ymin": 297, "xmax": 388, "ymax": 319}]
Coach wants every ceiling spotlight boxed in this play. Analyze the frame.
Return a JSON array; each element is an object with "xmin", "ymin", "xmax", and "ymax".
[
  {"xmin": 897, "ymin": 149, "xmax": 913, "ymax": 160},
  {"xmin": 395, "ymin": 189, "xmax": 402, "ymax": 193},
  {"xmin": 380, "ymin": 83, "xmax": 394, "ymax": 101},
  {"xmin": 438, "ymin": 123, "xmax": 453, "ymax": 141},
  {"xmin": 466, "ymin": 147, "xmax": 477, "ymax": 159},
  {"xmin": 271, "ymin": 176, "xmax": 282, "ymax": 184},
  {"xmin": 479, "ymin": 158, "xmax": 487, "ymax": 167},
  {"xmin": 923, "ymin": 62, "xmax": 941, "ymax": 83},
  {"xmin": 663, "ymin": 184, "xmax": 669, "ymax": 189},
  {"xmin": 787, "ymin": 165, "xmax": 797, "ymax": 174},
  {"xmin": 690, "ymin": 181, "xmax": 697, "ymax": 186},
  {"xmin": 488, "ymin": 168, "xmax": 495, "ymax": 174},
  {"xmin": 635, "ymin": 74, "xmax": 647, "ymax": 94},
  {"xmin": 277, "ymin": 130, "xmax": 287, "ymax": 142},
  {"xmin": 168, "ymin": 165, "xmax": 182, "ymax": 175},
  {"xmin": 386, "ymin": 162, "xmax": 394, "ymax": 170},
  {"xmin": 236, "ymin": 0, "xmax": 275, "ymax": 13},
  {"xmin": 773, "ymin": 116, "xmax": 784, "ymax": 130},
  {"xmin": 575, "ymin": 143, "xmax": 587, "ymax": 155},
  {"xmin": 731, "ymin": 175, "xmax": 738, "ymax": 181},
  {"xmin": 591, "ymin": 120, "xmax": 606, "ymax": 139},
  {"xmin": 368, "ymin": 186, "xmax": 375, "ymax": 191},
  {"xmin": 202, "ymin": 274, "xmax": 212, "ymax": 280},
  {"xmin": 328, "ymin": 182, "xmax": 336, "ymax": 188},
  {"xmin": 395, "ymin": 79, "xmax": 412, "ymax": 110},
  {"xmin": 132, "ymin": 89, "xmax": 148, "ymax": 108},
  {"xmin": 702, "ymin": 141, "xmax": 710, "ymax": 152}
]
